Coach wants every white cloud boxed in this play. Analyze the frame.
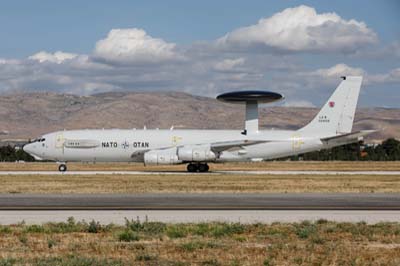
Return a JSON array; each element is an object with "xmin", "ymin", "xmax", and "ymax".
[
  {"xmin": 292, "ymin": 63, "xmax": 367, "ymax": 92},
  {"xmin": 389, "ymin": 42, "xmax": 400, "ymax": 58},
  {"xmin": 93, "ymin": 28, "xmax": 181, "ymax": 64},
  {"xmin": 214, "ymin": 58, "xmax": 245, "ymax": 71},
  {"xmin": 283, "ymin": 100, "xmax": 315, "ymax": 108},
  {"xmin": 386, "ymin": 68, "xmax": 400, "ymax": 82},
  {"xmin": 368, "ymin": 68, "xmax": 400, "ymax": 84},
  {"xmin": 29, "ymin": 51, "xmax": 78, "ymax": 64},
  {"xmin": 79, "ymin": 82, "xmax": 120, "ymax": 94},
  {"xmin": 304, "ymin": 64, "xmax": 400, "ymax": 86},
  {"xmin": 0, "ymin": 7, "xmax": 398, "ymax": 108},
  {"xmin": 377, "ymin": 41, "xmax": 400, "ymax": 59},
  {"xmin": 309, "ymin": 63, "xmax": 365, "ymax": 78},
  {"xmin": 217, "ymin": 5, "xmax": 377, "ymax": 53}
]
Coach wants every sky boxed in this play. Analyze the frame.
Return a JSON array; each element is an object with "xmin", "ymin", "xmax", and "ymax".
[{"xmin": 0, "ymin": 0, "xmax": 399, "ymax": 107}]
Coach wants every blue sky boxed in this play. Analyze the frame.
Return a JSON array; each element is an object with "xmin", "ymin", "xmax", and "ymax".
[
  {"xmin": 1, "ymin": 0, "xmax": 399, "ymax": 56},
  {"xmin": 0, "ymin": 1, "xmax": 399, "ymax": 107}
]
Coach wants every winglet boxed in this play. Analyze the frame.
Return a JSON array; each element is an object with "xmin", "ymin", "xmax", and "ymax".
[{"xmin": 321, "ymin": 130, "xmax": 377, "ymax": 146}]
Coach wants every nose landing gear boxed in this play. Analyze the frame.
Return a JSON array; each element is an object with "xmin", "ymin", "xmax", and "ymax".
[
  {"xmin": 58, "ymin": 164, "xmax": 67, "ymax": 172},
  {"xmin": 187, "ymin": 163, "xmax": 209, "ymax": 173}
]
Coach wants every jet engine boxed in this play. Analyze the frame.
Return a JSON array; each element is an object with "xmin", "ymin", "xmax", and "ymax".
[
  {"xmin": 177, "ymin": 145, "xmax": 216, "ymax": 162},
  {"xmin": 144, "ymin": 148, "xmax": 181, "ymax": 165}
]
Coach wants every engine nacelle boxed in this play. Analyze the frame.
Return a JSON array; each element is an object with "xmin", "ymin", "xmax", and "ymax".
[
  {"xmin": 178, "ymin": 145, "xmax": 216, "ymax": 162},
  {"xmin": 144, "ymin": 148, "xmax": 182, "ymax": 165}
]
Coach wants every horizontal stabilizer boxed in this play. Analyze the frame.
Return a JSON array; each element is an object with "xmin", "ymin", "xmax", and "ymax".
[{"xmin": 321, "ymin": 130, "xmax": 377, "ymax": 146}]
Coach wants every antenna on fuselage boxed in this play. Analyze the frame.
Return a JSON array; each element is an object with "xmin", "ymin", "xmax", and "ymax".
[{"xmin": 216, "ymin": 90, "xmax": 284, "ymax": 135}]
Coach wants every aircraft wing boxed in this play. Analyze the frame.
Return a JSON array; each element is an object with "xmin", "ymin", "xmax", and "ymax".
[
  {"xmin": 131, "ymin": 149, "xmax": 150, "ymax": 161},
  {"xmin": 130, "ymin": 139, "xmax": 268, "ymax": 160},
  {"xmin": 210, "ymin": 140, "xmax": 268, "ymax": 153},
  {"xmin": 321, "ymin": 130, "xmax": 377, "ymax": 146}
]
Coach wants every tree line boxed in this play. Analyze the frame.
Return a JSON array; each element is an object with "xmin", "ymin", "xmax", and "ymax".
[
  {"xmin": 0, "ymin": 146, "xmax": 35, "ymax": 162},
  {"xmin": 290, "ymin": 138, "xmax": 400, "ymax": 161},
  {"xmin": 0, "ymin": 138, "xmax": 399, "ymax": 162}
]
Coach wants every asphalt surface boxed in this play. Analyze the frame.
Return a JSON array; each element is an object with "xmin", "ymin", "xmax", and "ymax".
[
  {"xmin": 0, "ymin": 193, "xmax": 399, "ymax": 210},
  {"xmin": 1, "ymin": 170, "xmax": 399, "ymax": 175}
]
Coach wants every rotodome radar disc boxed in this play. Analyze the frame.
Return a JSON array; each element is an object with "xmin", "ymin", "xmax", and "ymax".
[{"xmin": 216, "ymin": 90, "xmax": 284, "ymax": 103}]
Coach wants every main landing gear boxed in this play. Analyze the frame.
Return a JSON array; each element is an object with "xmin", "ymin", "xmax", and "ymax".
[
  {"xmin": 58, "ymin": 163, "xmax": 67, "ymax": 172},
  {"xmin": 187, "ymin": 163, "xmax": 209, "ymax": 173}
]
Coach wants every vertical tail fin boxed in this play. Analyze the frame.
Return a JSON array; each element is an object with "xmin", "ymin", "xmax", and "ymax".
[{"xmin": 299, "ymin": 76, "xmax": 362, "ymax": 136}]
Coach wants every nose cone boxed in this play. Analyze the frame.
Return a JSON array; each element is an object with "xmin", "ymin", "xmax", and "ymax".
[
  {"xmin": 23, "ymin": 143, "xmax": 44, "ymax": 161},
  {"xmin": 23, "ymin": 143, "xmax": 34, "ymax": 155}
]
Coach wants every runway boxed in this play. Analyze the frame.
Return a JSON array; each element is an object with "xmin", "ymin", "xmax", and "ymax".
[
  {"xmin": 1, "ymin": 193, "xmax": 399, "ymax": 210},
  {"xmin": 0, "ymin": 170, "xmax": 399, "ymax": 175}
]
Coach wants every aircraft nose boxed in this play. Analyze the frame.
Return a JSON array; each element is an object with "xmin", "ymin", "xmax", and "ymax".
[{"xmin": 23, "ymin": 143, "xmax": 33, "ymax": 154}]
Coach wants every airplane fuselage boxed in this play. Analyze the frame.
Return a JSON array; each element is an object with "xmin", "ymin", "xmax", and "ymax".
[{"xmin": 26, "ymin": 129, "xmax": 324, "ymax": 163}]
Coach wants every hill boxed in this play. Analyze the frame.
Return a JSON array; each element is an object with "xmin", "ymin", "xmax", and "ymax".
[{"xmin": 0, "ymin": 91, "xmax": 398, "ymax": 143}]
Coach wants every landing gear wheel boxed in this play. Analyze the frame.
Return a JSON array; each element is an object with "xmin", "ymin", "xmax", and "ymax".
[
  {"xmin": 198, "ymin": 163, "xmax": 209, "ymax": 172},
  {"xmin": 58, "ymin": 164, "xmax": 67, "ymax": 172},
  {"xmin": 187, "ymin": 163, "xmax": 198, "ymax": 173}
]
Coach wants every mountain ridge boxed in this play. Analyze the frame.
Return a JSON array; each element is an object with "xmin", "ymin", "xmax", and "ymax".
[{"xmin": 0, "ymin": 91, "xmax": 398, "ymax": 143}]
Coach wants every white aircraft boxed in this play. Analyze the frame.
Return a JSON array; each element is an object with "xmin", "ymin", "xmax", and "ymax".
[{"xmin": 23, "ymin": 76, "xmax": 373, "ymax": 172}]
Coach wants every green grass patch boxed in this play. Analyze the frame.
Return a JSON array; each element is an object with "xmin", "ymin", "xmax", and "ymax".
[
  {"xmin": 125, "ymin": 219, "xmax": 166, "ymax": 236},
  {"xmin": 32, "ymin": 256, "xmax": 124, "ymax": 266},
  {"xmin": 0, "ymin": 258, "xmax": 18, "ymax": 266},
  {"xmin": 118, "ymin": 230, "xmax": 140, "ymax": 242},
  {"xmin": 166, "ymin": 225, "xmax": 188, "ymax": 238},
  {"xmin": 295, "ymin": 221, "xmax": 317, "ymax": 239},
  {"xmin": 21, "ymin": 217, "xmax": 113, "ymax": 234},
  {"xmin": 135, "ymin": 254, "xmax": 158, "ymax": 262},
  {"xmin": 179, "ymin": 241, "xmax": 210, "ymax": 252},
  {"xmin": 0, "ymin": 226, "xmax": 12, "ymax": 234}
]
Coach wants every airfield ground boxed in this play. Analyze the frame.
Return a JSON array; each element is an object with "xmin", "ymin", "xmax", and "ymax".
[
  {"xmin": 1, "ymin": 161, "xmax": 400, "ymax": 172},
  {"xmin": 0, "ymin": 219, "xmax": 399, "ymax": 266},
  {"xmin": 0, "ymin": 161, "xmax": 399, "ymax": 193},
  {"xmin": 1, "ymin": 173, "xmax": 400, "ymax": 194},
  {"xmin": 0, "ymin": 161, "xmax": 399, "ymax": 264}
]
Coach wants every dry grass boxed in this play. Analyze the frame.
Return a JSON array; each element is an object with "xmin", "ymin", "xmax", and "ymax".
[
  {"xmin": 1, "ymin": 161, "xmax": 400, "ymax": 171},
  {"xmin": 1, "ymin": 161, "xmax": 399, "ymax": 193},
  {"xmin": 0, "ymin": 219, "xmax": 399, "ymax": 265},
  {"xmin": 1, "ymin": 173, "xmax": 400, "ymax": 194}
]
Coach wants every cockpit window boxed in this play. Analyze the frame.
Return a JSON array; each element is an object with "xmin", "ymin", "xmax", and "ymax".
[{"xmin": 31, "ymin": 138, "xmax": 45, "ymax": 143}]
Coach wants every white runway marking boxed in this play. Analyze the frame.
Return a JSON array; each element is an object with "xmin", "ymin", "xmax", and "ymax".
[
  {"xmin": 219, "ymin": 170, "xmax": 400, "ymax": 175},
  {"xmin": 0, "ymin": 171, "xmax": 193, "ymax": 175},
  {"xmin": 0, "ymin": 170, "xmax": 399, "ymax": 175},
  {"xmin": 1, "ymin": 210, "xmax": 399, "ymax": 225}
]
